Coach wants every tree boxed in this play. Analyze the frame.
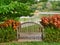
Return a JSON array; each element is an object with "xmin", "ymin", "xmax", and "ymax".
[
  {"xmin": 17, "ymin": 0, "xmax": 36, "ymax": 4},
  {"xmin": 0, "ymin": 0, "xmax": 34, "ymax": 21}
]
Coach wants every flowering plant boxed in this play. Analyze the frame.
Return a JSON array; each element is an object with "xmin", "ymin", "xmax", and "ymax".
[
  {"xmin": 41, "ymin": 14, "xmax": 60, "ymax": 42},
  {"xmin": 0, "ymin": 19, "xmax": 20, "ymax": 30},
  {"xmin": 41, "ymin": 14, "xmax": 60, "ymax": 28},
  {"xmin": 0, "ymin": 19, "xmax": 20, "ymax": 42}
]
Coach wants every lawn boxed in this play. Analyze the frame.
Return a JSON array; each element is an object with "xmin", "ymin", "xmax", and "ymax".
[{"xmin": 0, "ymin": 42, "xmax": 60, "ymax": 45}]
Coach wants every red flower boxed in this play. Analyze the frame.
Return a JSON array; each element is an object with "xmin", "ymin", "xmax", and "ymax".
[
  {"xmin": 53, "ymin": 22, "xmax": 57, "ymax": 27},
  {"xmin": 13, "ymin": 26, "xmax": 17, "ymax": 30},
  {"xmin": 0, "ymin": 19, "xmax": 20, "ymax": 30},
  {"xmin": 41, "ymin": 14, "xmax": 60, "ymax": 28},
  {"xmin": 41, "ymin": 17, "xmax": 49, "ymax": 25}
]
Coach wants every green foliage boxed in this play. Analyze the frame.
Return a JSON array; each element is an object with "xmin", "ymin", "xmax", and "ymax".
[
  {"xmin": 44, "ymin": 26, "xmax": 60, "ymax": 42},
  {"xmin": 0, "ymin": 26, "xmax": 17, "ymax": 42},
  {"xmin": 0, "ymin": 1, "xmax": 33, "ymax": 21},
  {"xmin": 17, "ymin": 0, "xmax": 36, "ymax": 4},
  {"xmin": 40, "ymin": 0, "xmax": 48, "ymax": 2},
  {"xmin": 50, "ymin": 1, "xmax": 60, "ymax": 11},
  {"xmin": 0, "ymin": 1, "xmax": 32, "ymax": 16}
]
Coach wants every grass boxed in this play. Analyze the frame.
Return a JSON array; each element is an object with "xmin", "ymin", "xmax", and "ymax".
[{"xmin": 0, "ymin": 42, "xmax": 60, "ymax": 45}]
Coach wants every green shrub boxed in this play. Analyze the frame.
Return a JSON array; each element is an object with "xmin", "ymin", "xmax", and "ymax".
[
  {"xmin": 0, "ymin": 26, "xmax": 17, "ymax": 42},
  {"xmin": 43, "ymin": 26, "xmax": 60, "ymax": 42},
  {"xmin": 0, "ymin": 1, "xmax": 34, "ymax": 22},
  {"xmin": 41, "ymin": 15, "xmax": 60, "ymax": 42}
]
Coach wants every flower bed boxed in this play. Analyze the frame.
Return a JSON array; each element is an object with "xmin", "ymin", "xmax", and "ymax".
[
  {"xmin": 0, "ymin": 19, "xmax": 20, "ymax": 42},
  {"xmin": 41, "ymin": 14, "xmax": 60, "ymax": 42}
]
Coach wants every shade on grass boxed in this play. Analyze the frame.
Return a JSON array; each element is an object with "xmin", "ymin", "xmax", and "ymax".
[{"xmin": 0, "ymin": 42, "xmax": 60, "ymax": 45}]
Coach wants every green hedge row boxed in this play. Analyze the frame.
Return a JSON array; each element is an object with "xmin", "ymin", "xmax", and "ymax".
[
  {"xmin": 0, "ymin": 26, "xmax": 17, "ymax": 43},
  {"xmin": 43, "ymin": 27, "xmax": 60, "ymax": 42}
]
